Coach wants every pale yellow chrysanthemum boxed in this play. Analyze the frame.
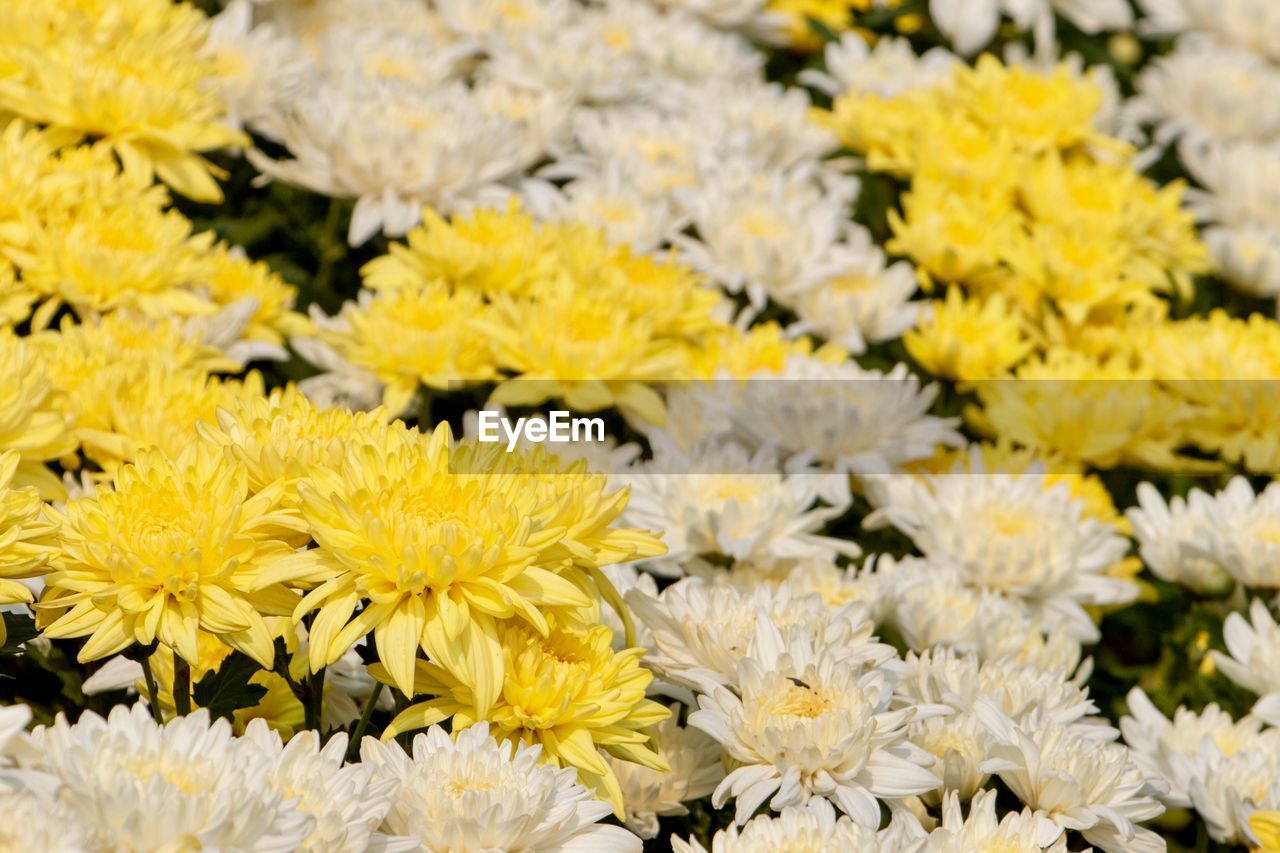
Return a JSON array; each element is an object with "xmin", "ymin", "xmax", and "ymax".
[
  {"xmin": 64, "ymin": 363, "xmax": 264, "ymax": 473},
  {"xmin": 683, "ymin": 322, "xmax": 846, "ymax": 380},
  {"xmin": 259, "ymin": 423, "xmax": 663, "ymax": 711},
  {"xmin": 0, "ymin": 122, "xmax": 167, "ymax": 272},
  {"xmin": 905, "ymin": 288, "xmax": 1032, "ymax": 380},
  {"xmin": 22, "ymin": 200, "xmax": 218, "ymax": 327},
  {"xmin": 0, "ymin": 449, "xmax": 60, "ymax": 647},
  {"xmin": 1147, "ymin": 311, "xmax": 1280, "ymax": 474},
  {"xmin": 319, "ymin": 281, "xmax": 497, "ymax": 417},
  {"xmin": 0, "ymin": 260, "xmax": 36, "ymax": 327},
  {"xmin": 0, "ymin": 329, "xmax": 77, "ymax": 498},
  {"xmin": 479, "ymin": 282, "xmax": 684, "ymax": 424},
  {"xmin": 378, "ymin": 620, "xmax": 670, "ymax": 817},
  {"xmin": 0, "ymin": 0, "xmax": 245, "ymax": 201},
  {"xmin": 346, "ymin": 204, "xmax": 727, "ymax": 421},
  {"xmin": 970, "ymin": 347, "xmax": 1205, "ymax": 472},
  {"xmin": 39, "ymin": 440, "xmax": 306, "ymax": 666},
  {"xmin": 200, "ymin": 246, "xmax": 311, "ymax": 346},
  {"xmin": 361, "ymin": 203, "xmax": 555, "ymax": 298},
  {"xmin": 197, "ymin": 384, "xmax": 394, "ymax": 511}
]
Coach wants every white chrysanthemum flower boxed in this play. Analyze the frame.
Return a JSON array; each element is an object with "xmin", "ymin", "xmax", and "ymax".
[
  {"xmin": 1203, "ymin": 223, "xmax": 1280, "ymax": 297},
  {"xmin": 1178, "ymin": 138, "xmax": 1280, "ymax": 296},
  {"xmin": 679, "ymin": 80, "xmax": 837, "ymax": 171},
  {"xmin": 672, "ymin": 165, "xmax": 859, "ymax": 307},
  {"xmin": 866, "ymin": 460, "xmax": 1135, "ymax": 642},
  {"xmin": 898, "ymin": 649, "xmax": 1100, "ymax": 732},
  {"xmin": 671, "ymin": 798, "xmax": 920, "ymax": 853},
  {"xmin": 930, "ymin": 0, "xmax": 1131, "ymax": 56},
  {"xmin": 0, "ymin": 702, "xmax": 31, "ymax": 759},
  {"xmin": 642, "ymin": 0, "xmax": 786, "ymax": 40},
  {"xmin": 1135, "ymin": 0, "xmax": 1280, "ymax": 62},
  {"xmin": 206, "ymin": 0, "xmax": 314, "ymax": 137},
  {"xmin": 483, "ymin": 1, "xmax": 662, "ymax": 105},
  {"xmin": 1126, "ymin": 481, "xmax": 1232, "ymax": 593},
  {"xmin": 31, "ymin": 705, "xmax": 313, "ymax": 852},
  {"xmin": 618, "ymin": 435, "xmax": 856, "ymax": 576},
  {"xmin": 627, "ymin": 577, "xmax": 893, "ymax": 696},
  {"xmin": 868, "ymin": 556, "xmax": 1088, "ymax": 676},
  {"xmin": 433, "ymin": 0, "xmax": 573, "ymax": 43},
  {"xmin": 895, "ymin": 649, "xmax": 1103, "ymax": 799},
  {"xmin": 690, "ymin": 634, "xmax": 941, "ymax": 826},
  {"xmin": 1198, "ymin": 476, "xmax": 1280, "ymax": 587},
  {"xmin": 696, "ymin": 357, "xmax": 959, "ymax": 477},
  {"xmin": 800, "ymin": 34, "xmax": 957, "ymax": 98},
  {"xmin": 360, "ymin": 723, "xmax": 642, "ymax": 852},
  {"xmin": 1211, "ymin": 600, "xmax": 1280, "ymax": 725},
  {"xmin": 1187, "ymin": 728, "xmax": 1280, "ymax": 845},
  {"xmin": 1182, "ymin": 139, "xmax": 1280, "ymax": 233},
  {"xmin": 250, "ymin": 78, "xmax": 563, "ymax": 244},
  {"xmin": 240, "ymin": 721, "xmax": 405, "ymax": 853},
  {"xmin": 0, "ymin": 788, "xmax": 95, "ymax": 853},
  {"xmin": 977, "ymin": 706, "xmax": 1166, "ymax": 853},
  {"xmin": 607, "ymin": 709, "xmax": 724, "ymax": 838},
  {"xmin": 787, "ymin": 227, "xmax": 919, "ymax": 355},
  {"xmin": 520, "ymin": 172, "xmax": 682, "ymax": 254},
  {"xmin": 547, "ymin": 106, "xmax": 716, "ymax": 199},
  {"xmin": 917, "ymin": 789, "xmax": 1070, "ymax": 851},
  {"xmin": 1120, "ymin": 687, "xmax": 1266, "ymax": 809},
  {"xmin": 1129, "ymin": 37, "xmax": 1280, "ymax": 146}
]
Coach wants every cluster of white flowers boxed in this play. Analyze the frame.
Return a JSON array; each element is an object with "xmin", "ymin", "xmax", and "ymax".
[
  {"xmin": 1127, "ymin": 0, "xmax": 1280, "ymax": 298},
  {"xmin": 0, "ymin": 704, "xmax": 644, "ymax": 852}
]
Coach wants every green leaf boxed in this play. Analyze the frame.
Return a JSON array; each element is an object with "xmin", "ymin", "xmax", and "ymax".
[
  {"xmin": 192, "ymin": 652, "xmax": 269, "ymax": 721},
  {"xmin": 1, "ymin": 613, "xmax": 37, "ymax": 654}
]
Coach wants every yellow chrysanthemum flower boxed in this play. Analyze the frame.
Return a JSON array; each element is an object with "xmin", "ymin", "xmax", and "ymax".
[
  {"xmin": 260, "ymin": 423, "xmax": 662, "ymax": 711},
  {"xmin": 320, "ymin": 281, "xmax": 497, "ymax": 417},
  {"xmin": 200, "ymin": 246, "xmax": 310, "ymax": 346},
  {"xmin": 349, "ymin": 204, "xmax": 727, "ymax": 422},
  {"xmin": 22, "ymin": 200, "xmax": 217, "ymax": 327},
  {"xmin": 0, "ymin": 329, "xmax": 77, "ymax": 498},
  {"xmin": 684, "ymin": 322, "xmax": 846, "ymax": 379},
  {"xmin": 969, "ymin": 347, "xmax": 1205, "ymax": 472},
  {"xmin": 361, "ymin": 203, "xmax": 554, "ymax": 298},
  {"xmin": 379, "ymin": 620, "xmax": 670, "ymax": 817},
  {"xmin": 197, "ymin": 384, "xmax": 393, "ymax": 510},
  {"xmin": 57, "ymin": 363, "xmax": 264, "ymax": 474},
  {"xmin": 1149, "ymin": 311, "xmax": 1280, "ymax": 473},
  {"xmin": 39, "ymin": 440, "xmax": 306, "ymax": 667},
  {"xmin": 0, "ymin": 122, "xmax": 167, "ymax": 272},
  {"xmin": 481, "ymin": 282, "xmax": 684, "ymax": 424},
  {"xmin": 0, "ymin": 450, "xmax": 60, "ymax": 647},
  {"xmin": 905, "ymin": 289, "xmax": 1032, "ymax": 380},
  {"xmin": 0, "ymin": 0, "xmax": 245, "ymax": 201},
  {"xmin": 0, "ymin": 259, "xmax": 36, "ymax": 328}
]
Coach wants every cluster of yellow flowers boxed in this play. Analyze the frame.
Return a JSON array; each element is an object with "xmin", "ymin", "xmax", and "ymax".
[
  {"xmin": 325, "ymin": 203, "xmax": 820, "ymax": 422},
  {"xmin": 0, "ymin": 0, "xmax": 244, "ymax": 201},
  {"xmin": 29, "ymin": 388, "xmax": 668, "ymax": 811},
  {"xmin": 825, "ymin": 57, "xmax": 1280, "ymax": 474},
  {"xmin": 0, "ymin": 123, "xmax": 308, "ymax": 482}
]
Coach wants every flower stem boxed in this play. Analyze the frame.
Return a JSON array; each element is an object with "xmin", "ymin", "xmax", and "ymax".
[
  {"xmin": 344, "ymin": 682, "xmax": 383, "ymax": 763},
  {"xmin": 140, "ymin": 656, "xmax": 164, "ymax": 723},
  {"xmin": 173, "ymin": 660, "xmax": 192, "ymax": 717},
  {"xmin": 303, "ymin": 665, "xmax": 327, "ymax": 732}
]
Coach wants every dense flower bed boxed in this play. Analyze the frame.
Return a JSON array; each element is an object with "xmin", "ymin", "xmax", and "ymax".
[{"xmin": 2, "ymin": 1, "xmax": 1280, "ymax": 850}]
